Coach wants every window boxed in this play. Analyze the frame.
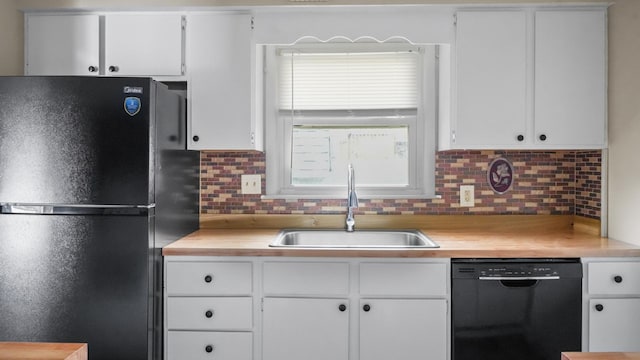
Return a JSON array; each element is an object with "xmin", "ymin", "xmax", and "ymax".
[{"xmin": 264, "ymin": 42, "xmax": 437, "ymax": 198}]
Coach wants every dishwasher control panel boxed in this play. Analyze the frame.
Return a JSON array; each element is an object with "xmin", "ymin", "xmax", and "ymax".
[{"xmin": 452, "ymin": 258, "xmax": 582, "ymax": 279}]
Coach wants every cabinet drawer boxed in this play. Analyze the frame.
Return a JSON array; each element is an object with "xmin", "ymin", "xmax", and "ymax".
[
  {"xmin": 167, "ymin": 297, "xmax": 252, "ymax": 330},
  {"xmin": 166, "ymin": 262, "xmax": 252, "ymax": 296},
  {"xmin": 263, "ymin": 262, "xmax": 349, "ymax": 296},
  {"xmin": 360, "ymin": 262, "xmax": 447, "ymax": 296},
  {"xmin": 588, "ymin": 262, "xmax": 640, "ymax": 295},
  {"xmin": 167, "ymin": 331, "xmax": 252, "ymax": 360}
]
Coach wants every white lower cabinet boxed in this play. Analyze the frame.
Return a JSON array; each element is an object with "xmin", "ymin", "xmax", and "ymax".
[
  {"xmin": 588, "ymin": 298, "xmax": 640, "ymax": 352},
  {"xmin": 584, "ymin": 258, "xmax": 640, "ymax": 352},
  {"xmin": 164, "ymin": 258, "xmax": 254, "ymax": 360},
  {"xmin": 360, "ymin": 299, "xmax": 447, "ymax": 360},
  {"xmin": 262, "ymin": 298, "xmax": 350, "ymax": 360},
  {"xmin": 165, "ymin": 257, "xmax": 450, "ymax": 360}
]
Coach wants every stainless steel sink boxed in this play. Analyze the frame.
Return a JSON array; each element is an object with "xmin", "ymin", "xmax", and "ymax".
[{"xmin": 269, "ymin": 229, "xmax": 439, "ymax": 248}]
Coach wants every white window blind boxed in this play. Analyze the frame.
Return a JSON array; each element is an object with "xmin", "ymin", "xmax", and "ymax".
[{"xmin": 278, "ymin": 51, "xmax": 419, "ymax": 110}]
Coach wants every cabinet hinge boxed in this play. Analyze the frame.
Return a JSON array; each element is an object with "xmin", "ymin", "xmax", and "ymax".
[
  {"xmin": 251, "ymin": 16, "xmax": 255, "ymax": 30},
  {"xmin": 453, "ymin": 13, "xmax": 457, "ymax": 26},
  {"xmin": 452, "ymin": 131, "xmax": 456, "ymax": 144},
  {"xmin": 261, "ymin": 298, "xmax": 264, "ymax": 312}
]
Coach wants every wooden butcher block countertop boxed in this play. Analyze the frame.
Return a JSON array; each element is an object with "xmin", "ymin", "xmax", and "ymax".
[
  {"xmin": 562, "ymin": 353, "xmax": 640, "ymax": 360},
  {"xmin": 163, "ymin": 215, "xmax": 640, "ymax": 258},
  {"xmin": 0, "ymin": 342, "xmax": 87, "ymax": 360}
]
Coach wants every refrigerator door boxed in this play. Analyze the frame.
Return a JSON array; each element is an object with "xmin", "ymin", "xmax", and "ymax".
[
  {"xmin": 0, "ymin": 213, "xmax": 152, "ymax": 360},
  {"xmin": 0, "ymin": 76, "xmax": 154, "ymax": 205}
]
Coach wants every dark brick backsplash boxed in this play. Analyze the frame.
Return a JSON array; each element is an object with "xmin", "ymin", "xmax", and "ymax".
[{"xmin": 200, "ymin": 150, "xmax": 601, "ymax": 219}]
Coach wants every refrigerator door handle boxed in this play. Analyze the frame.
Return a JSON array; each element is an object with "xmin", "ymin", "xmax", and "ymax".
[
  {"xmin": 0, "ymin": 203, "xmax": 153, "ymax": 215},
  {"xmin": 1, "ymin": 204, "xmax": 53, "ymax": 214}
]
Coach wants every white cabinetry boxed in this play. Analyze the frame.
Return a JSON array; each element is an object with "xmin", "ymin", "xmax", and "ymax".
[
  {"xmin": 449, "ymin": 7, "xmax": 606, "ymax": 150},
  {"xmin": 534, "ymin": 10, "xmax": 606, "ymax": 148},
  {"xmin": 103, "ymin": 14, "xmax": 184, "ymax": 76},
  {"xmin": 454, "ymin": 11, "xmax": 527, "ymax": 148},
  {"xmin": 25, "ymin": 14, "xmax": 100, "ymax": 75},
  {"xmin": 164, "ymin": 260, "xmax": 253, "ymax": 360},
  {"xmin": 584, "ymin": 259, "xmax": 640, "ymax": 352},
  {"xmin": 261, "ymin": 259, "xmax": 449, "ymax": 360},
  {"xmin": 25, "ymin": 13, "xmax": 184, "ymax": 77},
  {"xmin": 358, "ymin": 262, "xmax": 448, "ymax": 360},
  {"xmin": 262, "ymin": 261, "xmax": 350, "ymax": 360},
  {"xmin": 263, "ymin": 297, "xmax": 350, "ymax": 360},
  {"xmin": 186, "ymin": 13, "xmax": 260, "ymax": 150},
  {"xmin": 165, "ymin": 257, "xmax": 449, "ymax": 360}
]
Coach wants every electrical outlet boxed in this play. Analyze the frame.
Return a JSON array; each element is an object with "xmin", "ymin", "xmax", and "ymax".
[
  {"xmin": 241, "ymin": 174, "xmax": 262, "ymax": 195},
  {"xmin": 460, "ymin": 185, "xmax": 475, "ymax": 207}
]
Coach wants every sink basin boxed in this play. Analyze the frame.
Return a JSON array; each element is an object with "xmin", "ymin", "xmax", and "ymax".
[{"xmin": 269, "ymin": 229, "xmax": 439, "ymax": 248}]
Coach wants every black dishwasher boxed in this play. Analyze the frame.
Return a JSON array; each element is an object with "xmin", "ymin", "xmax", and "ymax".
[{"xmin": 452, "ymin": 258, "xmax": 582, "ymax": 360}]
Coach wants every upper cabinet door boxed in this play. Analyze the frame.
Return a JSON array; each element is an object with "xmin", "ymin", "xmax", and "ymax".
[
  {"xmin": 534, "ymin": 10, "xmax": 606, "ymax": 148},
  {"xmin": 26, "ymin": 14, "xmax": 100, "ymax": 75},
  {"xmin": 186, "ymin": 13, "xmax": 257, "ymax": 150},
  {"xmin": 455, "ymin": 11, "xmax": 527, "ymax": 148},
  {"xmin": 104, "ymin": 13, "xmax": 184, "ymax": 76}
]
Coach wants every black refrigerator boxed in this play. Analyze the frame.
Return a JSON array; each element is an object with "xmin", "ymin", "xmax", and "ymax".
[{"xmin": 0, "ymin": 76, "xmax": 199, "ymax": 360}]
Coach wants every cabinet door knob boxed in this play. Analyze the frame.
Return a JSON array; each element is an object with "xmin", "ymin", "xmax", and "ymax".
[
  {"xmin": 88, "ymin": 65, "xmax": 98, "ymax": 73},
  {"xmin": 516, "ymin": 134, "xmax": 524, "ymax": 142},
  {"xmin": 539, "ymin": 134, "xmax": 547, "ymax": 141},
  {"xmin": 205, "ymin": 345, "xmax": 214, "ymax": 353},
  {"xmin": 205, "ymin": 310, "xmax": 214, "ymax": 318},
  {"xmin": 614, "ymin": 275, "xmax": 623, "ymax": 283},
  {"xmin": 204, "ymin": 275, "xmax": 213, "ymax": 283},
  {"xmin": 108, "ymin": 65, "xmax": 119, "ymax": 73},
  {"xmin": 595, "ymin": 304, "xmax": 604, "ymax": 312},
  {"xmin": 338, "ymin": 304, "xmax": 347, "ymax": 312},
  {"xmin": 193, "ymin": 135, "xmax": 200, "ymax": 142},
  {"xmin": 363, "ymin": 304, "xmax": 371, "ymax": 312}
]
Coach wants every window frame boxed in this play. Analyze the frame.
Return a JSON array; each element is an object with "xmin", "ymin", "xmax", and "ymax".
[{"xmin": 263, "ymin": 42, "xmax": 437, "ymax": 199}]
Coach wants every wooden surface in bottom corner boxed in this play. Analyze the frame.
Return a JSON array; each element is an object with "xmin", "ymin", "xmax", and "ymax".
[
  {"xmin": 562, "ymin": 353, "xmax": 640, "ymax": 360},
  {"xmin": 0, "ymin": 342, "xmax": 88, "ymax": 360}
]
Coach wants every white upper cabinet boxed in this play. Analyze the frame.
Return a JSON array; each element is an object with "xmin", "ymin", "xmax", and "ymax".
[
  {"xmin": 455, "ymin": 11, "xmax": 528, "ymax": 148},
  {"xmin": 447, "ymin": 7, "xmax": 607, "ymax": 150},
  {"xmin": 104, "ymin": 14, "xmax": 184, "ymax": 76},
  {"xmin": 25, "ymin": 13, "xmax": 185, "ymax": 77},
  {"xmin": 26, "ymin": 14, "xmax": 100, "ymax": 75},
  {"xmin": 186, "ymin": 12, "xmax": 259, "ymax": 151},
  {"xmin": 534, "ymin": 10, "xmax": 607, "ymax": 148}
]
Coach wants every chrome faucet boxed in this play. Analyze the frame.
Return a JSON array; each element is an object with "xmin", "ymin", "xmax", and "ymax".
[{"xmin": 346, "ymin": 163, "xmax": 359, "ymax": 232}]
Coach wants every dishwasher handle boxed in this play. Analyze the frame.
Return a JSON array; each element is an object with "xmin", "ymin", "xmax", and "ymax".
[{"xmin": 479, "ymin": 276, "xmax": 560, "ymax": 281}]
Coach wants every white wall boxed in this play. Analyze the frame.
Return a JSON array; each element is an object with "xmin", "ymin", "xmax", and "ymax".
[
  {"xmin": 608, "ymin": 0, "xmax": 640, "ymax": 246},
  {"xmin": 0, "ymin": 0, "xmax": 24, "ymax": 75}
]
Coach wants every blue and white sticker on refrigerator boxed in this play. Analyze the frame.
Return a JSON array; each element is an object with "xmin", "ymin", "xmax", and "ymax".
[{"xmin": 123, "ymin": 86, "xmax": 143, "ymax": 116}]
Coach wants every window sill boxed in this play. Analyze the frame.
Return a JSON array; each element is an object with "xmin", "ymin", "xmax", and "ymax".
[{"xmin": 260, "ymin": 194, "xmax": 441, "ymax": 200}]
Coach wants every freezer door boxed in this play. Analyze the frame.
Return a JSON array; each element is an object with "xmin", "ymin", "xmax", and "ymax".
[
  {"xmin": 0, "ymin": 76, "xmax": 155, "ymax": 205},
  {"xmin": 0, "ymin": 213, "xmax": 153, "ymax": 360}
]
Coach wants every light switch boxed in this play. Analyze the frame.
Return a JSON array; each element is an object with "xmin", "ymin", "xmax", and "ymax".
[{"xmin": 241, "ymin": 174, "xmax": 262, "ymax": 195}]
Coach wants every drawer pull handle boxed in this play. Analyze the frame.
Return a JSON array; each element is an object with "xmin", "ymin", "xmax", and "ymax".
[
  {"xmin": 338, "ymin": 304, "xmax": 347, "ymax": 312},
  {"xmin": 363, "ymin": 304, "xmax": 371, "ymax": 312},
  {"xmin": 205, "ymin": 345, "xmax": 214, "ymax": 353},
  {"xmin": 204, "ymin": 275, "xmax": 213, "ymax": 283},
  {"xmin": 595, "ymin": 304, "xmax": 604, "ymax": 312},
  {"xmin": 614, "ymin": 275, "xmax": 623, "ymax": 283},
  {"xmin": 205, "ymin": 310, "xmax": 214, "ymax": 318}
]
